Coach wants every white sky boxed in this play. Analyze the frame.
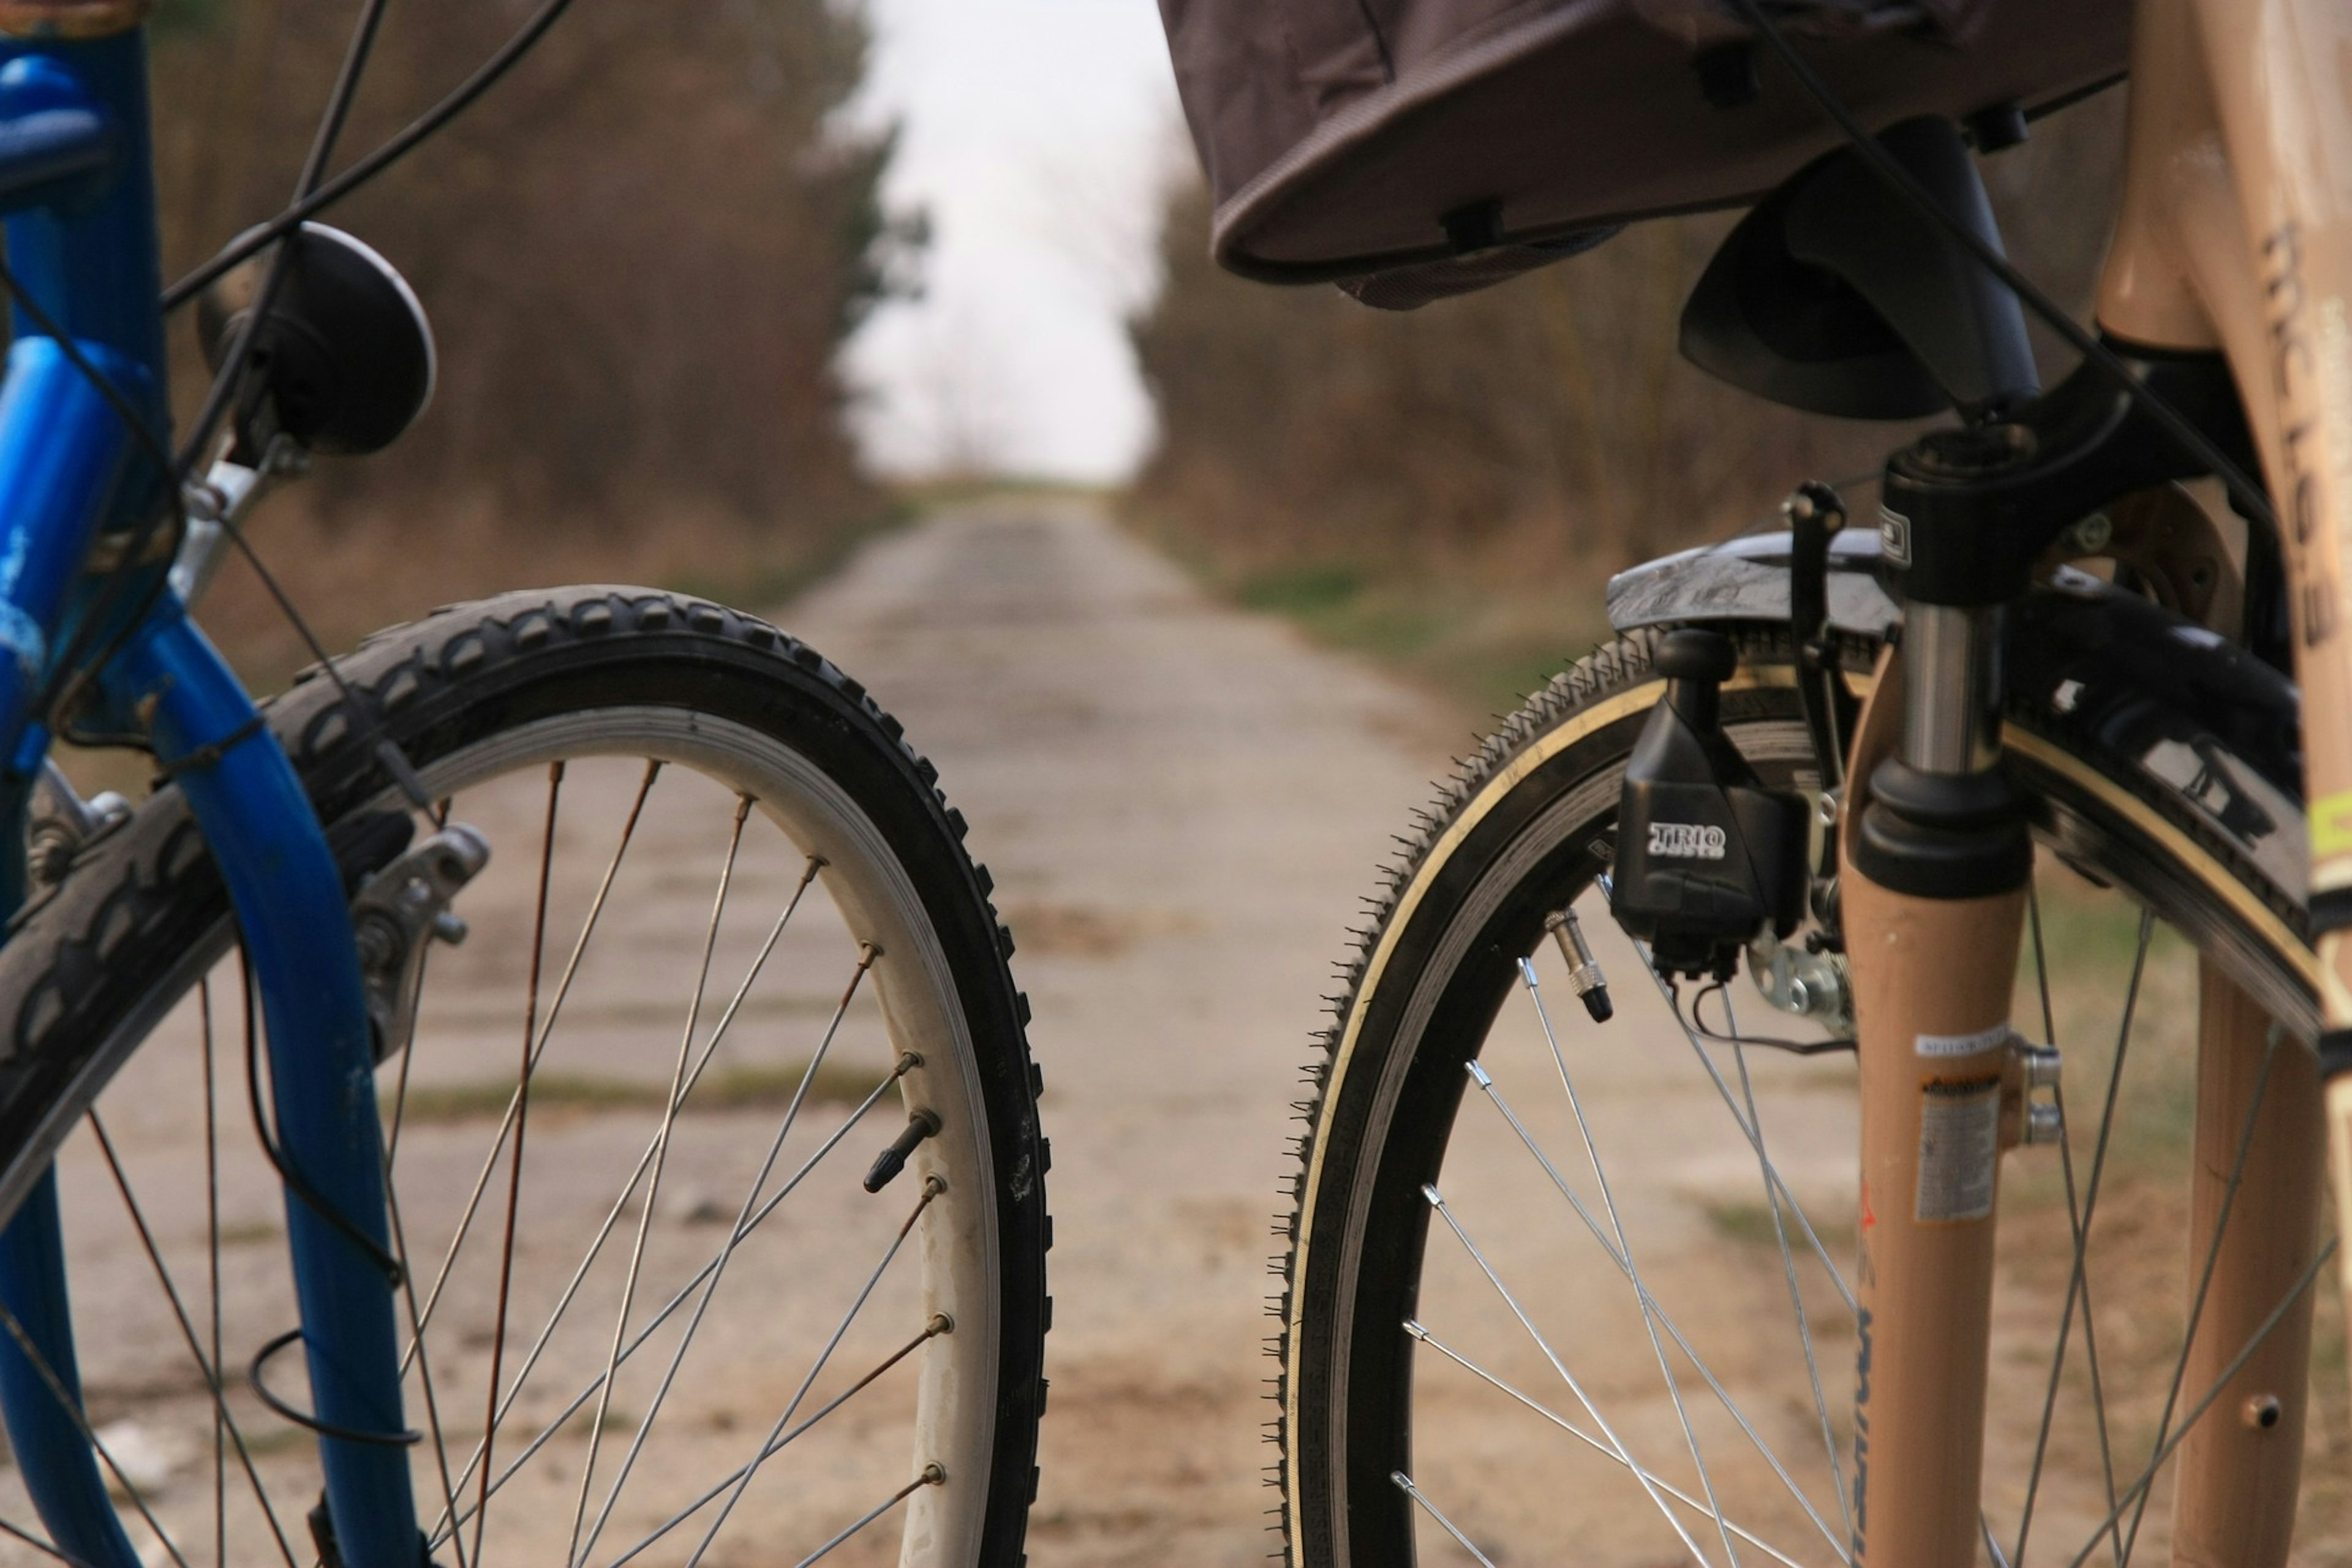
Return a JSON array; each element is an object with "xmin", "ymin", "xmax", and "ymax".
[{"xmin": 843, "ymin": 0, "xmax": 1183, "ymax": 483}]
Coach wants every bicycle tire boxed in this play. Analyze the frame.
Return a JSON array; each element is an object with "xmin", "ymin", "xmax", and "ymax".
[
  {"xmin": 1277, "ymin": 619, "xmax": 2318, "ymax": 1566},
  {"xmin": 0, "ymin": 584, "xmax": 1049, "ymax": 1568}
]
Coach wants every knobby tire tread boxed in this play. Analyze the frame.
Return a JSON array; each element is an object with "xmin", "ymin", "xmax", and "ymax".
[
  {"xmin": 1268, "ymin": 620, "xmax": 2308, "ymax": 1564},
  {"xmin": 0, "ymin": 584, "xmax": 1050, "ymax": 1567}
]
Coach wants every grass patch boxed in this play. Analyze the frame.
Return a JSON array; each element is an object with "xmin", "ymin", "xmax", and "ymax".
[
  {"xmin": 1703, "ymin": 1199, "xmax": 1784, "ymax": 1246},
  {"xmin": 391, "ymin": 1058, "xmax": 884, "ymax": 1125},
  {"xmin": 2005, "ymin": 854, "xmax": 2202, "ymax": 1199},
  {"xmin": 662, "ymin": 504, "xmax": 918, "ymax": 616},
  {"xmin": 1703, "ymin": 1197, "xmax": 1854, "ymax": 1256},
  {"xmin": 1221, "ymin": 557, "xmax": 1611, "ymax": 719},
  {"xmin": 1237, "ymin": 564, "xmax": 1365, "ymax": 616}
]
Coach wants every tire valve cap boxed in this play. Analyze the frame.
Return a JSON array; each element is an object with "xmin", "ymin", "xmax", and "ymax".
[
  {"xmin": 1547, "ymin": 908, "xmax": 1613, "ymax": 1022},
  {"xmin": 864, "ymin": 1109, "xmax": 941, "ymax": 1193}
]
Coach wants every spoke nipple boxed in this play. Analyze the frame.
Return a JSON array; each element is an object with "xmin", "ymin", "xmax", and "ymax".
[
  {"xmin": 894, "ymin": 1050, "xmax": 924, "ymax": 1077},
  {"xmin": 921, "ymin": 1462, "xmax": 947, "ymax": 1486},
  {"xmin": 922, "ymin": 1173, "xmax": 948, "ymax": 1199},
  {"xmin": 1401, "ymin": 1319, "xmax": 1428, "ymax": 1341},
  {"xmin": 929, "ymin": 1312, "xmax": 954, "ymax": 1336},
  {"xmin": 2244, "ymin": 1393, "xmax": 2283, "ymax": 1429},
  {"xmin": 1464, "ymin": 1060, "xmax": 1493, "ymax": 1089},
  {"xmin": 865, "ymin": 1110, "xmax": 942, "ymax": 1193},
  {"xmin": 856, "ymin": 941, "xmax": 884, "ymax": 970},
  {"xmin": 1419, "ymin": 1183, "xmax": 1443, "ymax": 1208},
  {"xmin": 1516, "ymin": 957, "xmax": 1540, "ymax": 989}
]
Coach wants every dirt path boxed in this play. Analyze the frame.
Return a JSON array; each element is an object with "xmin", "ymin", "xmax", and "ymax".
[
  {"xmin": 772, "ymin": 497, "xmax": 1460, "ymax": 1564},
  {"xmin": 5, "ymin": 499, "xmax": 2245, "ymax": 1567}
]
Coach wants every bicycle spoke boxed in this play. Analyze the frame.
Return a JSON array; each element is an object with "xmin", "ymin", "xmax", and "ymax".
[
  {"xmin": 1392, "ymin": 1471, "xmax": 1501, "ymax": 1567},
  {"xmin": 1465, "ymin": 1059, "xmax": 1848, "ymax": 1562},
  {"xmin": 677, "ymin": 1178, "xmax": 943, "ymax": 1568},
  {"xmin": 1406, "ymin": 1321, "xmax": 1807, "ymax": 1568},
  {"xmin": 1986, "ymin": 1511, "xmax": 2015, "ymax": 1568},
  {"xmin": 383, "ymin": 1180, "xmax": 471, "ymax": 1568},
  {"xmin": 782, "ymin": 1467, "xmax": 945, "ymax": 1568},
  {"xmin": 2013, "ymin": 881, "xmax": 2068, "ymax": 1566},
  {"xmin": 590, "ymin": 1314, "xmax": 950, "ymax": 1567},
  {"xmin": 1723, "ymin": 987, "xmax": 1851, "ymax": 1550},
  {"xmin": 1635, "ymin": 954, "xmax": 1856, "ymax": 1316},
  {"xmin": 1518, "ymin": 958, "xmax": 1743, "ymax": 1568},
  {"xmin": 428, "ymin": 1055, "xmax": 913, "ymax": 1546},
  {"xmin": 85, "ymin": 1113, "xmax": 299, "ymax": 1568},
  {"xmin": 0, "ymin": 1301, "xmax": 193, "ymax": 1568},
  {"xmin": 407, "ymin": 761, "xmax": 662, "ymax": 1353},
  {"xmin": 2018, "ymin": 905, "xmax": 2150, "ymax": 1568},
  {"xmin": 2115, "ymin": 1026, "xmax": 2278, "ymax": 1566},
  {"xmin": 0, "ymin": 1513, "xmax": 103, "ymax": 1568},
  {"xmin": 1422, "ymin": 1182, "xmax": 1713, "ymax": 1565},
  {"xmin": 570, "ymin": 944, "xmax": 881, "ymax": 1566},
  {"xmin": 2059, "ymin": 1238, "xmax": 2336, "ymax": 1568},
  {"xmin": 412, "ymin": 846, "xmax": 827, "ymax": 1459},
  {"xmin": 201, "ymin": 976, "xmax": 226, "ymax": 1568},
  {"xmin": 565, "ymin": 788, "xmax": 752, "ymax": 1566},
  {"xmin": 476, "ymin": 758, "xmax": 566, "ymax": 1568}
]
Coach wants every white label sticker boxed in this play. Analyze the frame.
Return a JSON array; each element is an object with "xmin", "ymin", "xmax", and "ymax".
[
  {"xmin": 1915, "ymin": 1023, "xmax": 2011, "ymax": 1059},
  {"xmin": 1915, "ymin": 1077, "xmax": 2001, "ymax": 1223}
]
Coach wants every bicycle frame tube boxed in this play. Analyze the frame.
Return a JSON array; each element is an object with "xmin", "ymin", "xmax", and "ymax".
[
  {"xmin": 0, "ymin": 21, "xmax": 422, "ymax": 1568},
  {"xmin": 1837, "ymin": 0, "xmax": 2351, "ymax": 1561},
  {"xmin": 96, "ymin": 603, "xmax": 421, "ymax": 1568},
  {"xmin": 2098, "ymin": 0, "xmax": 2352, "ymax": 1461}
]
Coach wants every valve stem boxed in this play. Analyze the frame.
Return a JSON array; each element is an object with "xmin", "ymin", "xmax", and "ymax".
[
  {"xmin": 1546, "ymin": 908, "xmax": 1613, "ymax": 1022},
  {"xmin": 864, "ymin": 1109, "xmax": 941, "ymax": 1193}
]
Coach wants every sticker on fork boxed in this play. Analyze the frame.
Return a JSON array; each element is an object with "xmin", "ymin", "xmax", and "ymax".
[
  {"xmin": 1915, "ymin": 1075, "xmax": 2001, "ymax": 1223},
  {"xmin": 1914, "ymin": 1023, "xmax": 2011, "ymax": 1059}
]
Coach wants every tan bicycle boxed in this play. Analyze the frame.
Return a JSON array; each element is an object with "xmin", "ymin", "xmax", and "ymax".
[{"xmin": 1158, "ymin": 0, "xmax": 2352, "ymax": 1560}]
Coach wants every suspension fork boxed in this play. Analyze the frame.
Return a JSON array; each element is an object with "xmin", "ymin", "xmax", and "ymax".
[{"xmin": 1839, "ymin": 605, "xmax": 2030, "ymax": 1568}]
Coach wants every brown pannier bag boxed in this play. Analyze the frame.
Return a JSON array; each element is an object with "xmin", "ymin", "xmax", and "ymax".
[{"xmin": 1158, "ymin": 0, "xmax": 2127, "ymax": 298}]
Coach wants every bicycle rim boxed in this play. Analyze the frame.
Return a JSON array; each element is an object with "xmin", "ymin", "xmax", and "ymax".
[
  {"xmin": 0, "ymin": 593, "xmax": 1044, "ymax": 1568},
  {"xmin": 1280, "ymin": 630, "xmax": 2336, "ymax": 1566}
]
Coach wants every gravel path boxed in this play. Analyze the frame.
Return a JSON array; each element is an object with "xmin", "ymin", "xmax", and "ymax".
[{"xmin": 777, "ymin": 497, "xmax": 1459, "ymax": 1566}]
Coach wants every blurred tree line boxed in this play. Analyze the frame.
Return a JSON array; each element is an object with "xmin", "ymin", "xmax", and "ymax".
[
  {"xmin": 141, "ymin": 0, "xmax": 913, "ymax": 655},
  {"xmin": 1129, "ymin": 93, "xmax": 2126, "ymax": 590}
]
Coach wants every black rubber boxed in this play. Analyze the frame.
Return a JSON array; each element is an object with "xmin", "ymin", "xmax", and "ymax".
[
  {"xmin": 1275, "ymin": 620, "xmax": 2310, "ymax": 1567},
  {"xmin": 0, "ymin": 584, "xmax": 1050, "ymax": 1567}
]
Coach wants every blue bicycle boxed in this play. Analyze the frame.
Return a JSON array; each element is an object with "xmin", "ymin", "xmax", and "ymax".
[{"xmin": 0, "ymin": 5, "xmax": 1047, "ymax": 1566}]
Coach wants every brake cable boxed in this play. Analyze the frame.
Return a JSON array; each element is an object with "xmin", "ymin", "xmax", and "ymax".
[{"xmin": 1721, "ymin": 0, "xmax": 2277, "ymax": 534}]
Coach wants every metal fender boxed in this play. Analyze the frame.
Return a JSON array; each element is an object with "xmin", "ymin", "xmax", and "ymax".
[{"xmin": 1607, "ymin": 530, "xmax": 2307, "ymax": 931}]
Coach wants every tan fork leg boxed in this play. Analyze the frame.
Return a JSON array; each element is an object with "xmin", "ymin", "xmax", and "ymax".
[
  {"xmin": 1841, "ymin": 869, "xmax": 2026, "ymax": 1568},
  {"xmin": 2170, "ymin": 962, "xmax": 2321, "ymax": 1568},
  {"xmin": 1838, "ymin": 644, "xmax": 2029, "ymax": 1568}
]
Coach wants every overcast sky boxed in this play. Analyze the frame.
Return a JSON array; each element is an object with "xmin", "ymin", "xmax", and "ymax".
[{"xmin": 843, "ymin": 0, "xmax": 1183, "ymax": 483}]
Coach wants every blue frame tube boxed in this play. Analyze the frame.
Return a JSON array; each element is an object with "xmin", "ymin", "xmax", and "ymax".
[
  {"xmin": 0, "ymin": 339, "xmax": 140, "ymax": 1568},
  {"xmin": 0, "ymin": 28, "xmax": 421, "ymax": 1566},
  {"xmin": 0, "ymin": 1169, "xmax": 141, "ymax": 1568},
  {"xmin": 97, "ymin": 603, "xmax": 420, "ymax": 1568},
  {"xmin": 0, "ymin": 338, "xmax": 141, "ymax": 743}
]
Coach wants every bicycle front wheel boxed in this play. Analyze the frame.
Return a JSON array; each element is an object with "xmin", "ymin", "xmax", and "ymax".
[
  {"xmin": 0, "ymin": 586, "xmax": 1048, "ymax": 1568},
  {"xmin": 1279, "ymin": 622, "xmax": 2334, "ymax": 1566}
]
